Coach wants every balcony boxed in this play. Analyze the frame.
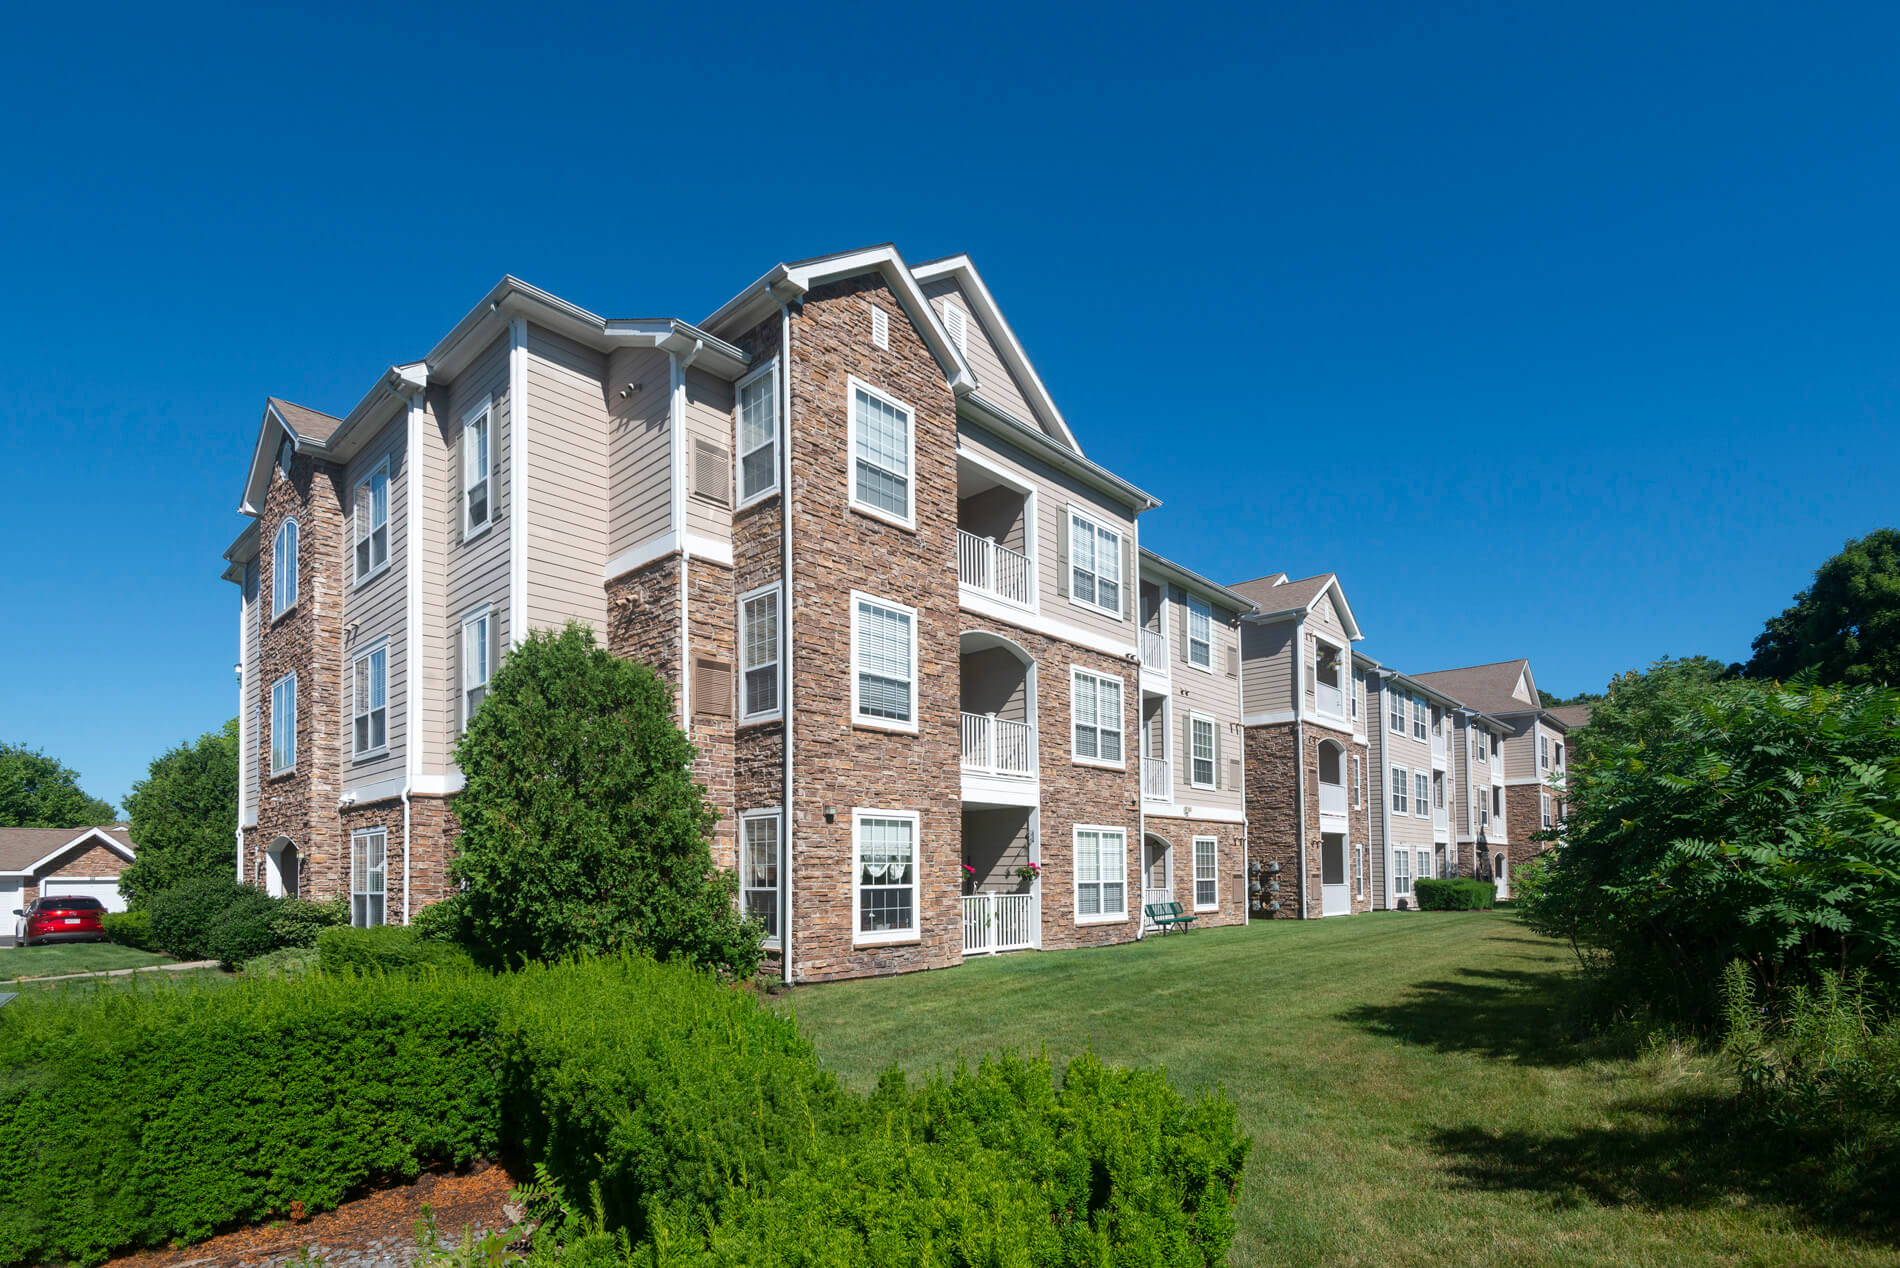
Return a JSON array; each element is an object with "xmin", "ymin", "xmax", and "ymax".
[
  {"xmin": 1142, "ymin": 756, "xmax": 1171, "ymax": 801},
  {"xmin": 962, "ymin": 892, "xmax": 1038, "ymax": 955},
  {"xmin": 1313, "ymin": 643, "xmax": 1346, "ymax": 719},
  {"xmin": 958, "ymin": 530, "xmax": 1032, "ymax": 607},
  {"xmin": 961, "ymin": 712, "xmax": 1036, "ymax": 779},
  {"xmin": 1140, "ymin": 627, "xmax": 1169, "ymax": 673},
  {"xmin": 1317, "ymin": 741, "xmax": 1347, "ymax": 819}
]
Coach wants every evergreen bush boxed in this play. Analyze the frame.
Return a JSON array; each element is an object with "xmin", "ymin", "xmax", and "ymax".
[
  {"xmin": 1412, "ymin": 878, "xmax": 1496, "ymax": 911},
  {"xmin": 317, "ymin": 925, "xmax": 477, "ymax": 974}
]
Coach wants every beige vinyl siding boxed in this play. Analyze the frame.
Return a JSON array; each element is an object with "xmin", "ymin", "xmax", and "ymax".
[
  {"xmin": 442, "ymin": 333, "xmax": 512, "ymax": 758},
  {"xmin": 956, "ymin": 419, "xmax": 1136, "ymax": 648},
  {"xmin": 606, "ymin": 346, "xmax": 673, "ymax": 559},
  {"xmin": 1155, "ymin": 584, "xmax": 1246, "ymax": 814},
  {"xmin": 241, "ymin": 565, "xmax": 260, "ymax": 822},
  {"xmin": 341, "ymin": 412, "xmax": 409, "ymax": 787},
  {"xmin": 921, "ymin": 278, "xmax": 1047, "ymax": 439},
  {"xmin": 525, "ymin": 326, "xmax": 610, "ymax": 636},
  {"xmin": 1308, "ymin": 590, "xmax": 1348, "ymax": 644},
  {"xmin": 1502, "ymin": 718, "xmax": 1538, "ymax": 781},
  {"xmin": 414, "ymin": 390, "xmax": 450, "ymax": 774},
  {"xmin": 683, "ymin": 367, "xmax": 734, "ymax": 545},
  {"xmin": 1241, "ymin": 619, "xmax": 1295, "ymax": 715}
]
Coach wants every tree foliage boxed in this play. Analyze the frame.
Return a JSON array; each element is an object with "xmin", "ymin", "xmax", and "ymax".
[
  {"xmin": 450, "ymin": 623, "xmax": 763, "ymax": 976},
  {"xmin": 1520, "ymin": 659, "xmax": 1900, "ymax": 1022},
  {"xmin": 120, "ymin": 720, "xmax": 239, "ymax": 908},
  {"xmin": 0, "ymin": 742, "xmax": 116, "ymax": 828},
  {"xmin": 1745, "ymin": 527, "xmax": 1900, "ymax": 687}
]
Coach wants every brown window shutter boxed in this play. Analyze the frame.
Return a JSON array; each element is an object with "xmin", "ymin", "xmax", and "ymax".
[
  {"xmin": 1229, "ymin": 757, "xmax": 1242, "ymax": 792},
  {"xmin": 693, "ymin": 439, "xmax": 731, "ymax": 506},
  {"xmin": 694, "ymin": 658, "xmax": 732, "ymax": 717},
  {"xmin": 1226, "ymin": 643, "xmax": 1240, "ymax": 678}
]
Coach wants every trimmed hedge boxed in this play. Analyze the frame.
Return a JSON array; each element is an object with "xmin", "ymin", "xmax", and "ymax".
[
  {"xmin": 317, "ymin": 925, "xmax": 477, "ymax": 975},
  {"xmin": 143, "ymin": 877, "xmax": 346, "ymax": 968},
  {"xmin": 101, "ymin": 910, "xmax": 154, "ymax": 951},
  {"xmin": 0, "ymin": 957, "xmax": 1249, "ymax": 1268},
  {"xmin": 1412, "ymin": 878, "xmax": 1496, "ymax": 911}
]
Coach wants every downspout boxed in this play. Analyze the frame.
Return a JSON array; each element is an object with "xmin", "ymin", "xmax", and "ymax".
[
  {"xmin": 399, "ymin": 382, "xmax": 427, "ymax": 925},
  {"xmin": 777, "ymin": 301, "xmax": 796, "ymax": 986},
  {"xmin": 1131, "ymin": 511, "xmax": 1144, "ymax": 936},
  {"xmin": 668, "ymin": 349, "xmax": 691, "ymax": 725},
  {"xmin": 233, "ymin": 616, "xmax": 246, "ymax": 882},
  {"xmin": 507, "ymin": 318, "xmax": 529, "ymax": 648},
  {"xmin": 1293, "ymin": 626, "xmax": 1308, "ymax": 918}
]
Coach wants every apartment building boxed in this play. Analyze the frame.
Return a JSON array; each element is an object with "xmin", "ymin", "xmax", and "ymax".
[
  {"xmin": 1230, "ymin": 573, "xmax": 1373, "ymax": 918},
  {"xmin": 1413, "ymin": 659, "xmax": 1568, "ymax": 898},
  {"xmin": 1134, "ymin": 551, "xmax": 1254, "ymax": 930},
  {"xmin": 220, "ymin": 245, "xmax": 1259, "ymax": 984}
]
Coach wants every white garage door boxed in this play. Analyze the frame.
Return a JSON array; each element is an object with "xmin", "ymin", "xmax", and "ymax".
[
  {"xmin": 1, "ymin": 878, "xmax": 21, "ymax": 943},
  {"xmin": 39, "ymin": 878, "xmax": 125, "ymax": 912}
]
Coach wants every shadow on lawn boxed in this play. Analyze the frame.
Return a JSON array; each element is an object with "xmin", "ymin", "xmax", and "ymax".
[
  {"xmin": 1339, "ymin": 966, "xmax": 1591, "ymax": 1067},
  {"xmin": 1431, "ymin": 1093, "xmax": 1900, "ymax": 1244}
]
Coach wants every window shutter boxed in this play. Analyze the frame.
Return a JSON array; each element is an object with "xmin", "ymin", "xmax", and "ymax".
[
  {"xmin": 1226, "ymin": 642, "xmax": 1240, "ymax": 678},
  {"xmin": 452, "ymin": 621, "xmax": 465, "ymax": 736},
  {"xmin": 1213, "ymin": 726, "xmax": 1223, "ymax": 788},
  {"xmin": 1180, "ymin": 711, "xmax": 1192, "ymax": 780},
  {"xmin": 490, "ymin": 615, "xmax": 503, "ymax": 683},
  {"xmin": 1123, "ymin": 537, "xmax": 1135, "ymax": 621},
  {"xmin": 1175, "ymin": 588, "xmax": 1189, "ymax": 663},
  {"xmin": 693, "ymin": 439, "xmax": 731, "ymax": 506},
  {"xmin": 695, "ymin": 658, "xmax": 732, "ymax": 717},
  {"xmin": 1304, "ymin": 635, "xmax": 1317, "ymax": 698},
  {"xmin": 1229, "ymin": 756, "xmax": 1242, "ymax": 793},
  {"xmin": 1056, "ymin": 517, "xmax": 1069, "ymax": 598}
]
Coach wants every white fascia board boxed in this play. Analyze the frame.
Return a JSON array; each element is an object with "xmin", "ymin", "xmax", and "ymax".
[
  {"xmin": 13, "ymin": 828, "xmax": 136, "ymax": 876},
  {"xmin": 1137, "ymin": 547, "xmax": 1257, "ymax": 614},
  {"xmin": 960, "ymin": 394, "xmax": 1158, "ymax": 513},
  {"xmin": 911, "ymin": 254, "xmax": 1081, "ymax": 453}
]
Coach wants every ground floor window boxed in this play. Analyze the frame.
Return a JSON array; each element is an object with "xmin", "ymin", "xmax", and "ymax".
[
  {"xmin": 741, "ymin": 811, "xmax": 781, "ymax": 943},
  {"xmin": 1193, "ymin": 836, "xmax": 1218, "ymax": 910},
  {"xmin": 1354, "ymin": 844, "xmax": 1365, "ymax": 899},
  {"xmin": 1418, "ymin": 848, "xmax": 1434, "ymax": 885},
  {"xmin": 1074, "ymin": 825, "xmax": 1128, "ymax": 921},
  {"xmin": 854, "ymin": 809, "xmax": 918, "ymax": 942},
  {"xmin": 1394, "ymin": 848, "xmax": 1412, "ymax": 896},
  {"xmin": 351, "ymin": 828, "xmax": 387, "ymax": 927}
]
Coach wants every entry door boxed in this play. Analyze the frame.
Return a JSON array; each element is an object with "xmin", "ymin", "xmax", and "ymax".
[
  {"xmin": 1493, "ymin": 854, "xmax": 1510, "ymax": 900},
  {"xmin": 1320, "ymin": 833, "xmax": 1351, "ymax": 916}
]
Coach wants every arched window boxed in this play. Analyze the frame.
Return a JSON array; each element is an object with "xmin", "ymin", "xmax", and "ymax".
[{"xmin": 272, "ymin": 518, "xmax": 299, "ymax": 617}]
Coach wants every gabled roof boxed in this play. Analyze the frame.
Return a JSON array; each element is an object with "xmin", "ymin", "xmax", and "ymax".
[
  {"xmin": 910, "ymin": 253, "xmax": 1081, "ymax": 453},
  {"xmin": 0, "ymin": 825, "xmax": 135, "ymax": 877},
  {"xmin": 1412, "ymin": 659, "xmax": 1546, "ymax": 717},
  {"xmin": 266, "ymin": 397, "xmax": 345, "ymax": 445},
  {"xmin": 1138, "ymin": 548, "xmax": 1258, "ymax": 614},
  {"xmin": 1547, "ymin": 704, "xmax": 1592, "ymax": 730},
  {"xmin": 1229, "ymin": 572, "xmax": 1364, "ymax": 640},
  {"xmin": 1352, "ymin": 651, "xmax": 1513, "ymax": 733}
]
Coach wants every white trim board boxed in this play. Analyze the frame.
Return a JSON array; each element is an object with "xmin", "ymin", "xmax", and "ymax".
[
  {"xmin": 603, "ymin": 529, "xmax": 734, "ymax": 582},
  {"xmin": 959, "ymin": 588, "xmax": 1137, "ymax": 661}
]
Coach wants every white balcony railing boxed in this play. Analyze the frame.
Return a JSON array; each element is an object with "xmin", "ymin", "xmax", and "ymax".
[
  {"xmin": 962, "ymin": 892, "xmax": 1037, "ymax": 955},
  {"xmin": 960, "ymin": 712, "xmax": 1037, "ymax": 779},
  {"xmin": 1316, "ymin": 681, "xmax": 1343, "ymax": 716},
  {"xmin": 1142, "ymin": 756, "xmax": 1171, "ymax": 801},
  {"xmin": 958, "ymin": 530, "xmax": 1033, "ymax": 607},
  {"xmin": 1431, "ymin": 730, "xmax": 1446, "ymax": 756},
  {"xmin": 1139, "ymin": 628, "xmax": 1169, "ymax": 673},
  {"xmin": 1433, "ymin": 806, "xmax": 1448, "ymax": 830},
  {"xmin": 1318, "ymin": 779, "xmax": 1347, "ymax": 818}
]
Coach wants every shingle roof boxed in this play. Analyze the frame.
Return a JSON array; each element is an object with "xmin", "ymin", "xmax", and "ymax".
[
  {"xmin": 1229, "ymin": 573, "xmax": 1329, "ymax": 614},
  {"xmin": 1547, "ymin": 704, "xmax": 1594, "ymax": 729},
  {"xmin": 1411, "ymin": 660, "xmax": 1537, "ymax": 715},
  {"xmin": 267, "ymin": 397, "xmax": 346, "ymax": 444},
  {"xmin": 0, "ymin": 825, "xmax": 133, "ymax": 874}
]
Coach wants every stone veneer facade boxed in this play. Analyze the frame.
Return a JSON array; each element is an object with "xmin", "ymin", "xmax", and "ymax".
[
  {"xmin": 1139, "ymin": 815, "xmax": 1247, "ymax": 928},
  {"xmin": 1243, "ymin": 721, "xmax": 1373, "ymax": 918}
]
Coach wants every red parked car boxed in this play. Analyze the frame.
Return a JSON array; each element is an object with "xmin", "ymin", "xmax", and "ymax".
[{"xmin": 15, "ymin": 894, "xmax": 109, "ymax": 946}]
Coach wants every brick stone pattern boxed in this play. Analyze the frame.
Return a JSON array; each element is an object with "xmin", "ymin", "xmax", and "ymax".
[
  {"xmin": 22, "ymin": 842, "xmax": 132, "ymax": 907},
  {"xmin": 245, "ymin": 453, "xmax": 347, "ymax": 902},
  {"xmin": 1243, "ymin": 721, "xmax": 1372, "ymax": 918},
  {"xmin": 606, "ymin": 555, "xmax": 682, "ymax": 691},
  {"xmin": 686, "ymin": 557, "xmax": 738, "ymax": 870},
  {"xmin": 1139, "ymin": 814, "xmax": 1246, "ymax": 928},
  {"xmin": 406, "ymin": 795, "xmax": 460, "ymax": 908}
]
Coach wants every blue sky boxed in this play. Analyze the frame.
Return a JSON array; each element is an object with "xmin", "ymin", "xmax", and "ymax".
[{"xmin": 2, "ymin": 2, "xmax": 1895, "ymax": 811}]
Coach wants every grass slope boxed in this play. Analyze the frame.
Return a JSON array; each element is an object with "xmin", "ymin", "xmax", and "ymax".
[
  {"xmin": 0, "ymin": 942, "xmax": 173, "ymax": 981},
  {"xmin": 781, "ymin": 912, "xmax": 1900, "ymax": 1267}
]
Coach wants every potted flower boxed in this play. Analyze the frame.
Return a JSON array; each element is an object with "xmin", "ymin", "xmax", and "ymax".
[
  {"xmin": 1014, "ymin": 862, "xmax": 1041, "ymax": 890},
  {"xmin": 962, "ymin": 861, "xmax": 977, "ymax": 895}
]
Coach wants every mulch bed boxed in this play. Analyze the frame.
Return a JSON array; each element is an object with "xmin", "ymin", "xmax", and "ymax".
[{"xmin": 101, "ymin": 1162, "xmax": 527, "ymax": 1268}]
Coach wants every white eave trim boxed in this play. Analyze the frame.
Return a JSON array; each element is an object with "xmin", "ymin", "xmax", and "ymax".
[
  {"xmin": 960, "ymin": 392, "xmax": 1158, "ymax": 514},
  {"xmin": 1137, "ymin": 547, "xmax": 1257, "ymax": 614},
  {"xmin": 1, "ymin": 827, "xmax": 136, "ymax": 877}
]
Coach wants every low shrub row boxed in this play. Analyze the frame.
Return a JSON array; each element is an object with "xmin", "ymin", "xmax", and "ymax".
[
  {"xmin": 0, "ymin": 956, "xmax": 1249, "ymax": 1268},
  {"xmin": 317, "ymin": 924, "xmax": 476, "ymax": 975},
  {"xmin": 143, "ymin": 876, "xmax": 346, "ymax": 968},
  {"xmin": 1412, "ymin": 878, "xmax": 1496, "ymax": 911},
  {"xmin": 100, "ymin": 910, "xmax": 154, "ymax": 951}
]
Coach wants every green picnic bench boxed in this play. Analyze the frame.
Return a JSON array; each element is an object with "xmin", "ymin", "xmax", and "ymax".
[{"xmin": 1143, "ymin": 901, "xmax": 1196, "ymax": 935}]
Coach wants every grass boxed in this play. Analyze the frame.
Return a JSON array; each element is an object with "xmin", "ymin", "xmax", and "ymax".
[
  {"xmin": 780, "ymin": 912, "xmax": 1900, "ymax": 1267},
  {"xmin": 0, "ymin": 941, "xmax": 176, "ymax": 981}
]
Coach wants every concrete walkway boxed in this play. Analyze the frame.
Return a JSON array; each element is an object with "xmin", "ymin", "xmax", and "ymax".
[{"xmin": 6, "ymin": 959, "xmax": 221, "ymax": 986}]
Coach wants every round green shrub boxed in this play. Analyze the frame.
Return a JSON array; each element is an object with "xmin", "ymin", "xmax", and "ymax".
[{"xmin": 146, "ymin": 875, "xmax": 258, "ymax": 961}]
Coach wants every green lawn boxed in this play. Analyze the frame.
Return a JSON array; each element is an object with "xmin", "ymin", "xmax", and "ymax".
[
  {"xmin": 780, "ymin": 912, "xmax": 1900, "ymax": 1267},
  {"xmin": 0, "ymin": 941, "xmax": 176, "ymax": 981}
]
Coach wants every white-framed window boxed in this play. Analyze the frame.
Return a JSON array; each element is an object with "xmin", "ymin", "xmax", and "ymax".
[
  {"xmin": 741, "ymin": 809, "xmax": 781, "ymax": 944},
  {"xmin": 1434, "ymin": 771, "xmax": 1446, "ymax": 810},
  {"xmin": 1193, "ymin": 836, "xmax": 1218, "ymax": 911},
  {"xmin": 1355, "ymin": 844, "xmax": 1366, "ymax": 899},
  {"xmin": 739, "ymin": 583, "xmax": 782, "ymax": 722},
  {"xmin": 1388, "ymin": 687, "xmax": 1405, "ymax": 734},
  {"xmin": 1412, "ymin": 695, "xmax": 1428, "ymax": 741},
  {"xmin": 1414, "ymin": 771, "xmax": 1431, "ymax": 819},
  {"xmin": 1479, "ymin": 790, "xmax": 1490, "ymax": 829},
  {"xmin": 1074, "ymin": 825, "xmax": 1128, "ymax": 922},
  {"xmin": 350, "ymin": 827, "xmax": 387, "ymax": 927},
  {"xmin": 272, "ymin": 518, "xmax": 298, "ymax": 617},
  {"xmin": 1391, "ymin": 765, "xmax": 1409, "ymax": 814},
  {"xmin": 853, "ymin": 809, "xmax": 918, "ymax": 943},
  {"xmin": 1189, "ymin": 713, "xmax": 1216, "ymax": 788},
  {"xmin": 1350, "ymin": 754, "xmax": 1362, "ymax": 808},
  {"xmin": 1494, "ymin": 787, "xmax": 1504, "ymax": 820},
  {"xmin": 1067, "ymin": 508, "xmax": 1124, "ymax": 617},
  {"xmin": 850, "ymin": 592, "xmax": 917, "ymax": 731},
  {"xmin": 847, "ymin": 378, "xmax": 914, "ymax": 528},
  {"xmin": 1071, "ymin": 667, "xmax": 1125, "ymax": 767},
  {"xmin": 353, "ymin": 459, "xmax": 390, "ymax": 582},
  {"xmin": 461, "ymin": 608, "xmax": 491, "ymax": 731},
  {"xmin": 1540, "ymin": 734, "xmax": 1550, "ymax": 770},
  {"xmin": 1418, "ymin": 848, "xmax": 1433, "ymax": 885},
  {"xmin": 270, "ymin": 672, "xmax": 297, "ymax": 774},
  {"xmin": 462, "ymin": 399, "xmax": 493, "ymax": 539},
  {"xmin": 736, "ymin": 360, "xmax": 779, "ymax": 505},
  {"xmin": 1541, "ymin": 792, "xmax": 1552, "ymax": 829},
  {"xmin": 1186, "ymin": 595, "xmax": 1213, "ymax": 669},
  {"xmin": 1474, "ymin": 730, "xmax": 1488, "ymax": 764},
  {"xmin": 1394, "ymin": 848, "xmax": 1412, "ymax": 895},
  {"xmin": 351, "ymin": 643, "xmax": 388, "ymax": 758}
]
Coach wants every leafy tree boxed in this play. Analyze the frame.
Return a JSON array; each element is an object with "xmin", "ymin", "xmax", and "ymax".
[
  {"xmin": 1745, "ymin": 528, "xmax": 1900, "ymax": 686},
  {"xmin": 120, "ymin": 720, "xmax": 240, "ymax": 909},
  {"xmin": 450, "ymin": 622, "xmax": 763, "ymax": 976},
  {"xmin": 0, "ymin": 742, "xmax": 116, "ymax": 827},
  {"xmin": 1521, "ymin": 660, "xmax": 1900, "ymax": 1023},
  {"xmin": 1539, "ymin": 687, "xmax": 1606, "ymax": 709}
]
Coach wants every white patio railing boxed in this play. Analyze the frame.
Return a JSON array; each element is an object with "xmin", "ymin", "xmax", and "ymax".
[
  {"xmin": 1139, "ymin": 628, "xmax": 1169, "ymax": 673},
  {"xmin": 962, "ymin": 892, "xmax": 1037, "ymax": 955},
  {"xmin": 1318, "ymin": 779, "xmax": 1348, "ymax": 818},
  {"xmin": 960, "ymin": 712, "xmax": 1037, "ymax": 779},
  {"xmin": 1316, "ymin": 681, "xmax": 1344, "ymax": 717},
  {"xmin": 1142, "ymin": 756, "xmax": 1171, "ymax": 801},
  {"xmin": 957, "ymin": 530, "xmax": 1033, "ymax": 606}
]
